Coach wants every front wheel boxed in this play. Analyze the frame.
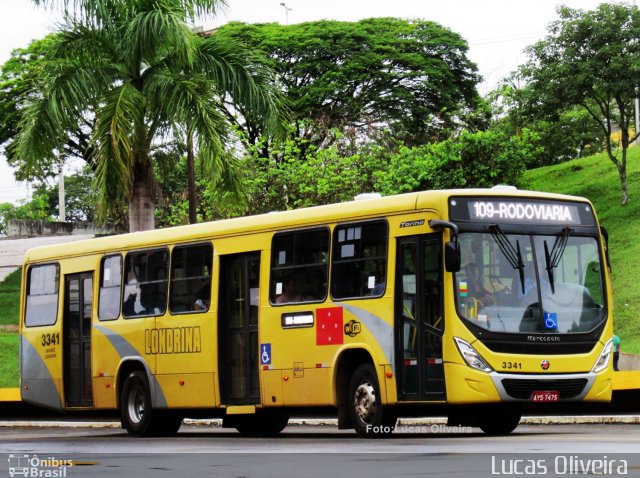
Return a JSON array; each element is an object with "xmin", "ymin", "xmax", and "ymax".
[
  {"xmin": 477, "ymin": 404, "xmax": 521, "ymax": 435},
  {"xmin": 348, "ymin": 364, "xmax": 396, "ymax": 438}
]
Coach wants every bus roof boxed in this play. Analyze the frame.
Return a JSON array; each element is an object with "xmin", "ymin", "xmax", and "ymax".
[{"xmin": 22, "ymin": 188, "xmax": 592, "ymax": 264}]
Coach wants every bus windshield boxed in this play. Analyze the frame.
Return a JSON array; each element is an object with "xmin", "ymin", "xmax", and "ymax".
[{"xmin": 455, "ymin": 231, "xmax": 606, "ymax": 334}]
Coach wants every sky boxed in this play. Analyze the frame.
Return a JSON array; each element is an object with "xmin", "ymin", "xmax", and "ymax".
[{"xmin": 0, "ymin": 0, "xmax": 605, "ymax": 204}]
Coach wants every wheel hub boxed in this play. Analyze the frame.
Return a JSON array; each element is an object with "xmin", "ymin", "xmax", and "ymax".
[
  {"xmin": 353, "ymin": 381, "xmax": 376, "ymax": 423},
  {"xmin": 128, "ymin": 385, "xmax": 145, "ymax": 424}
]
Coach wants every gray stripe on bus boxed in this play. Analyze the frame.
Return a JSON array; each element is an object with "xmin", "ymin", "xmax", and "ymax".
[
  {"xmin": 20, "ymin": 336, "xmax": 62, "ymax": 410},
  {"xmin": 340, "ymin": 304, "xmax": 394, "ymax": 374},
  {"xmin": 94, "ymin": 325, "xmax": 168, "ymax": 408}
]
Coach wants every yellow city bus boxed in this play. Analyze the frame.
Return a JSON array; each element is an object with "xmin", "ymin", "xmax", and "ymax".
[{"xmin": 19, "ymin": 187, "xmax": 614, "ymax": 437}]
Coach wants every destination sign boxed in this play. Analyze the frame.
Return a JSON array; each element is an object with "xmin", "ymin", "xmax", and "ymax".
[{"xmin": 449, "ymin": 197, "xmax": 596, "ymax": 226}]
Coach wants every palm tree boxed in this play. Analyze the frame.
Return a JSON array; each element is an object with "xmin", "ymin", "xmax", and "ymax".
[{"xmin": 18, "ymin": 0, "xmax": 284, "ymax": 231}]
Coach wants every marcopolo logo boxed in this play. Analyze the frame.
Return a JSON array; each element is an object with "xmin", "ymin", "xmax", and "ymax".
[{"xmin": 8, "ymin": 454, "xmax": 73, "ymax": 477}]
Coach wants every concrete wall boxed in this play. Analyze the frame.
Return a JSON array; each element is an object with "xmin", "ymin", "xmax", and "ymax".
[
  {"xmin": 7, "ymin": 220, "xmax": 114, "ymax": 238},
  {"xmin": 620, "ymin": 352, "xmax": 640, "ymax": 371}
]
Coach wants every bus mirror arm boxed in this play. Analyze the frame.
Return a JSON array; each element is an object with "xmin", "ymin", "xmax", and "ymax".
[{"xmin": 429, "ymin": 219, "xmax": 461, "ymax": 273}]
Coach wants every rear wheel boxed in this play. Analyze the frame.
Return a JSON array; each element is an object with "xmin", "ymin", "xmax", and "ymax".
[
  {"xmin": 121, "ymin": 370, "xmax": 154, "ymax": 437},
  {"xmin": 120, "ymin": 370, "xmax": 182, "ymax": 437},
  {"xmin": 348, "ymin": 364, "xmax": 396, "ymax": 437}
]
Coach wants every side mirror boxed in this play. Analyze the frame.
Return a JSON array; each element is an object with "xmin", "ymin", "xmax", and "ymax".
[
  {"xmin": 445, "ymin": 241, "xmax": 461, "ymax": 273},
  {"xmin": 429, "ymin": 219, "xmax": 461, "ymax": 273}
]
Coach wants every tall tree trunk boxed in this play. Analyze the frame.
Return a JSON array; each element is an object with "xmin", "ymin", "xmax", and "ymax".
[
  {"xmin": 187, "ymin": 131, "xmax": 197, "ymax": 224},
  {"xmin": 617, "ymin": 162, "xmax": 628, "ymax": 206},
  {"xmin": 128, "ymin": 160, "xmax": 155, "ymax": 232}
]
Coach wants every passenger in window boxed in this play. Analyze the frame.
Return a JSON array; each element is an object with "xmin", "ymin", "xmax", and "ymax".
[
  {"xmin": 372, "ymin": 280, "xmax": 386, "ymax": 296},
  {"xmin": 140, "ymin": 283, "xmax": 163, "ymax": 315},
  {"xmin": 123, "ymin": 292, "xmax": 137, "ymax": 316},
  {"xmin": 464, "ymin": 262, "xmax": 494, "ymax": 306},
  {"xmin": 276, "ymin": 275, "xmax": 302, "ymax": 304},
  {"xmin": 194, "ymin": 284, "xmax": 211, "ymax": 311},
  {"xmin": 123, "ymin": 281, "xmax": 141, "ymax": 316}
]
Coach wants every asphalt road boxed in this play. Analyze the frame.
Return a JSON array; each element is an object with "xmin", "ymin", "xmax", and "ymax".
[{"xmin": 0, "ymin": 423, "xmax": 639, "ymax": 477}]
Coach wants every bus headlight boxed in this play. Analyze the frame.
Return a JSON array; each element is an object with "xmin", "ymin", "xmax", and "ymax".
[
  {"xmin": 454, "ymin": 337, "xmax": 493, "ymax": 372},
  {"xmin": 592, "ymin": 339, "xmax": 613, "ymax": 373}
]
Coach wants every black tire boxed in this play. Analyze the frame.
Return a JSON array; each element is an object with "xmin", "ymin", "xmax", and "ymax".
[
  {"xmin": 120, "ymin": 370, "xmax": 182, "ymax": 437},
  {"xmin": 121, "ymin": 370, "xmax": 154, "ymax": 437},
  {"xmin": 348, "ymin": 364, "xmax": 396, "ymax": 438},
  {"xmin": 235, "ymin": 410, "xmax": 289, "ymax": 437},
  {"xmin": 477, "ymin": 405, "xmax": 521, "ymax": 435},
  {"xmin": 153, "ymin": 411, "xmax": 183, "ymax": 437}
]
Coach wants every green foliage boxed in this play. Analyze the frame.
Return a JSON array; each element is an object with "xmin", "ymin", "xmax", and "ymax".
[
  {"xmin": 194, "ymin": 135, "xmax": 388, "ymax": 216},
  {"xmin": 175, "ymin": 129, "xmax": 532, "ymax": 220},
  {"xmin": 0, "ymin": 268, "xmax": 21, "ymax": 326},
  {"xmin": 375, "ymin": 129, "xmax": 537, "ymax": 195},
  {"xmin": 520, "ymin": 3, "xmax": 640, "ymax": 204},
  {"xmin": 0, "ymin": 194, "xmax": 52, "ymax": 236},
  {"xmin": 521, "ymin": 109, "xmax": 606, "ymax": 168},
  {"xmin": 4, "ymin": 0, "xmax": 285, "ymax": 231},
  {"xmin": 488, "ymin": 78, "xmax": 606, "ymax": 167},
  {"xmin": 0, "ymin": 36, "xmax": 67, "ymax": 181},
  {"xmin": 217, "ymin": 18, "xmax": 482, "ymax": 149},
  {"xmin": 526, "ymin": 146, "xmax": 640, "ymax": 353},
  {"xmin": 34, "ymin": 166, "xmax": 100, "ymax": 223}
]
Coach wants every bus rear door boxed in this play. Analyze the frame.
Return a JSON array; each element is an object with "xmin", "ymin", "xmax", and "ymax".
[{"xmin": 218, "ymin": 252, "xmax": 261, "ymax": 405}]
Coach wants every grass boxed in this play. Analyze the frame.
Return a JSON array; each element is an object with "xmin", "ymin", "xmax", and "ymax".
[
  {"xmin": 0, "ymin": 267, "xmax": 21, "ymax": 388},
  {"xmin": 0, "ymin": 333, "xmax": 19, "ymax": 388},
  {"xmin": 524, "ymin": 146, "xmax": 640, "ymax": 353},
  {"xmin": 0, "ymin": 267, "xmax": 21, "ymax": 326}
]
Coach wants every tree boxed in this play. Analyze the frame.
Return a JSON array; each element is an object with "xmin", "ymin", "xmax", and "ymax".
[
  {"xmin": 216, "ymin": 18, "xmax": 482, "ymax": 153},
  {"xmin": 374, "ymin": 130, "xmax": 539, "ymax": 195},
  {"xmin": 0, "ymin": 193, "xmax": 52, "ymax": 236},
  {"xmin": 0, "ymin": 36, "xmax": 94, "ymax": 181},
  {"xmin": 12, "ymin": 0, "xmax": 285, "ymax": 231},
  {"xmin": 520, "ymin": 3, "xmax": 640, "ymax": 205},
  {"xmin": 488, "ymin": 80, "xmax": 605, "ymax": 168}
]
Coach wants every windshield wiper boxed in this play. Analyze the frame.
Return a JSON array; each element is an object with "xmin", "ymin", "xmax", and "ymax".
[
  {"xmin": 543, "ymin": 227, "xmax": 572, "ymax": 294},
  {"xmin": 490, "ymin": 225, "xmax": 525, "ymax": 294}
]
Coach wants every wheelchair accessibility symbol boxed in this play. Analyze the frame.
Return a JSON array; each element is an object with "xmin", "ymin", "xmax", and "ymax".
[
  {"xmin": 543, "ymin": 312, "xmax": 558, "ymax": 331},
  {"xmin": 260, "ymin": 343, "xmax": 271, "ymax": 365}
]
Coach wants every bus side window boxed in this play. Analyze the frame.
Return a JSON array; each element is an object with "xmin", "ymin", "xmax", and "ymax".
[
  {"xmin": 99, "ymin": 255, "xmax": 122, "ymax": 321},
  {"xmin": 331, "ymin": 221, "xmax": 388, "ymax": 300},
  {"xmin": 25, "ymin": 263, "xmax": 60, "ymax": 327},
  {"xmin": 123, "ymin": 249, "xmax": 169, "ymax": 318},
  {"xmin": 270, "ymin": 228, "xmax": 329, "ymax": 305},
  {"xmin": 169, "ymin": 243, "xmax": 213, "ymax": 314}
]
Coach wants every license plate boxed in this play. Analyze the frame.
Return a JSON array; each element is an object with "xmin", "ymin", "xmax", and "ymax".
[{"xmin": 531, "ymin": 390, "xmax": 560, "ymax": 402}]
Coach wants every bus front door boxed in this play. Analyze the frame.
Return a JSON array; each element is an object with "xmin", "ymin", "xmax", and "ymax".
[
  {"xmin": 218, "ymin": 253, "xmax": 260, "ymax": 405},
  {"xmin": 396, "ymin": 235, "xmax": 445, "ymax": 401},
  {"xmin": 63, "ymin": 272, "xmax": 94, "ymax": 407}
]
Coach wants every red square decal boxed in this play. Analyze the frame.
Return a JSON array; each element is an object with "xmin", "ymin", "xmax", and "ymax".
[{"xmin": 316, "ymin": 307, "xmax": 344, "ymax": 346}]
